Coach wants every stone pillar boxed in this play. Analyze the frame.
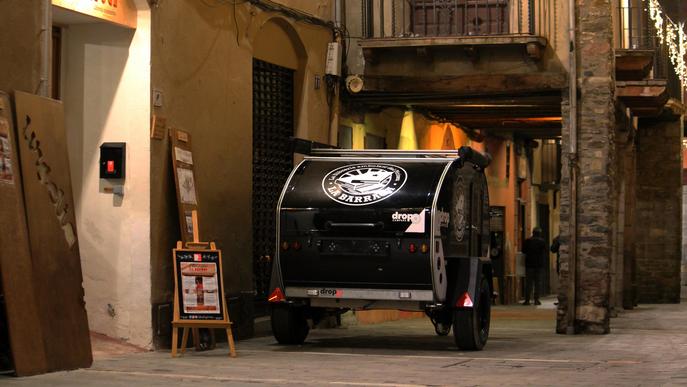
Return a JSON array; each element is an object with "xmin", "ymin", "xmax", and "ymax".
[
  {"xmin": 622, "ymin": 141, "xmax": 637, "ymax": 310},
  {"xmin": 557, "ymin": 0, "xmax": 615, "ymax": 334},
  {"xmin": 610, "ymin": 128, "xmax": 625, "ymax": 315},
  {"xmin": 635, "ymin": 116, "xmax": 682, "ymax": 303},
  {"xmin": 557, "ymin": 91, "xmax": 572, "ymax": 333},
  {"xmin": 683, "ymin": 186, "xmax": 687, "ymax": 299}
]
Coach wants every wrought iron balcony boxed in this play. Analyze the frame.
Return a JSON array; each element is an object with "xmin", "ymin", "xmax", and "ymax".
[
  {"xmin": 615, "ymin": 1, "xmax": 682, "ymax": 107},
  {"xmin": 354, "ymin": 0, "xmax": 554, "ymax": 38}
]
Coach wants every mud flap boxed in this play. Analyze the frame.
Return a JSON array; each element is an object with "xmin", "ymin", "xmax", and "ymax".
[
  {"xmin": 269, "ymin": 254, "xmax": 285, "ymax": 297},
  {"xmin": 449, "ymin": 256, "xmax": 490, "ymax": 309}
]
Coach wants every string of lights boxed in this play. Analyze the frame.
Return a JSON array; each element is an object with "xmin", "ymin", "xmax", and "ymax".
[{"xmin": 647, "ymin": 0, "xmax": 687, "ymax": 88}]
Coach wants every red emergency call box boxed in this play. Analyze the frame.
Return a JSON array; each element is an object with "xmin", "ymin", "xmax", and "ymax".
[{"xmin": 99, "ymin": 142, "xmax": 125, "ymax": 179}]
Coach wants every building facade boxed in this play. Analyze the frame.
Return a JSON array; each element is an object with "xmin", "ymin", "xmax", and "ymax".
[
  {"xmin": 337, "ymin": 0, "xmax": 684, "ymax": 333},
  {"xmin": 0, "ymin": 0, "xmax": 684, "ymax": 355},
  {"xmin": 1, "ymin": 0, "xmax": 334, "ymax": 349}
]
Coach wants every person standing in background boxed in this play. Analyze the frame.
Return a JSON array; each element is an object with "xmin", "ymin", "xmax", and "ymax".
[
  {"xmin": 550, "ymin": 234, "xmax": 561, "ymax": 306},
  {"xmin": 551, "ymin": 234, "xmax": 561, "ymax": 275},
  {"xmin": 522, "ymin": 227, "xmax": 548, "ymax": 305}
]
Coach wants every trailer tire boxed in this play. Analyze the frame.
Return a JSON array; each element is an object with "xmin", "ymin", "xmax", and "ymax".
[
  {"xmin": 271, "ymin": 304, "xmax": 309, "ymax": 345},
  {"xmin": 434, "ymin": 322, "xmax": 451, "ymax": 336},
  {"xmin": 453, "ymin": 276, "xmax": 491, "ymax": 350}
]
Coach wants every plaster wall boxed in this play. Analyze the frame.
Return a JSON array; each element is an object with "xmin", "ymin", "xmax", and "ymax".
[
  {"xmin": 62, "ymin": 8, "xmax": 152, "ymax": 348},
  {"xmin": 484, "ymin": 137, "xmax": 517, "ymax": 279},
  {"xmin": 272, "ymin": 0, "xmax": 331, "ymax": 19},
  {"xmin": 0, "ymin": 0, "xmax": 43, "ymax": 93},
  {"xmin": 150, "ymin": 0, "xmax": 332, "ymax": 346}
]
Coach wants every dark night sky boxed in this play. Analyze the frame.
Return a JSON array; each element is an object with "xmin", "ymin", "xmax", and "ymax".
[{"xmin": 663, "ymin": 0, "xmax": 686, "ymax": 22}]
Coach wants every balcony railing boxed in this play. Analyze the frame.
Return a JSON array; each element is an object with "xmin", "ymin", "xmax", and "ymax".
[
  {"xmin": 616, "ymin": 3, "xmax": 682, "ymax": 99},
  {"xmin": 353, "ymin": 0, "xmax": 555, "ymax": 38}
]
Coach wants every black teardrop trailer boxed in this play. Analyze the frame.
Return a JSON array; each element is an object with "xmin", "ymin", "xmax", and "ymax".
[{"xmin": 268, "ymin": 146, "xmax": 493, "ymax": 350}]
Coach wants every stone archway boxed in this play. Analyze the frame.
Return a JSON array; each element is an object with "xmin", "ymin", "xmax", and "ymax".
[{"xmin": 253, "ymin": 17, "xmax": 308, "ymax": 128}]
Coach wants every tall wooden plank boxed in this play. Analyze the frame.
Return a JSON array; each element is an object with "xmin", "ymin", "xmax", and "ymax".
[
  {"xmin": 170, "ymin": 128, "xmax": 199, "ymax": 243},
  {"xmin": 0, "ymin": 91, "xmax": 49, "ymax": 376},
  {"xmin": 13, "ymin": 91, "xmax": 92, "ymax": 372}
]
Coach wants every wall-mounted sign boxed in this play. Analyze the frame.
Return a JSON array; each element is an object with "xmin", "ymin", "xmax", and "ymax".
[{"xmin": 52, "ymin": 0, "xmax": 137, "ymax": 29}]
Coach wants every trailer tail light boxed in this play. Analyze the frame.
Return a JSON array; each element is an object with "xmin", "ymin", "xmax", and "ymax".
[
  {"xmin": 456, "ymin": 292, "xmax": 473, "ymax": 308},
  {"xmin": 268, "ymin": 287, "xmax": 286, "ymax": 303},
  {"xmin": 281, "ymin": 241, "xmax": 289, "ymax": 251},
  {"xmin": 292, "ymin": 241, "xmax": 302, "ymax": 251},
  {"xmin": 408, "ymin": 243, "xmax": 417, "ymax": 253},
  {"xmin": 420, "ymin": 243, "xmax": 429, "ymax": 253}
]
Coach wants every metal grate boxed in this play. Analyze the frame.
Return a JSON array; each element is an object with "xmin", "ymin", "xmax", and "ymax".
[{"xmin": 252, "ymin": 59, "xmax": 294, "ymax": 302}]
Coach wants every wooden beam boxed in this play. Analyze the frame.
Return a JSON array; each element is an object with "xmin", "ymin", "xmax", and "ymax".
[
  {"xmin": 360, "ymin": 73, "xmax": 567, "ymax": 95},
  {"xmin": 483, "ymin": 127, "xmax": 562, "ymax": 139},
  {"xmin": 445, "ymin": 118, "xmax": 562, "ymax": 126},
  {"xmin": 416, "ymin": 47, "xmax": 433, "ymax": 63},
  {"xmin": 358, "ymin": 35, "xmax": 548, "ymax": 49},
  {"xmin": 526, "ymin": 42, "xmax": 542, "ymax": 61},
  {"xmin": 348, "ymin": 94, "xmax": 563, "ymax": 107},
  {"xmin": 616, "ymin": 80, "xmax": 669, "ymax": 115},
  {"xmin": 615, "ymin": 49, "xmax": 654, "ymax": 81}
]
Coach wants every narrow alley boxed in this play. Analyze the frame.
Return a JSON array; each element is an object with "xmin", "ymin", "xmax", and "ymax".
[{"xmin": 3, "ymin": 298, "xmax": 686, "ymax": 386}]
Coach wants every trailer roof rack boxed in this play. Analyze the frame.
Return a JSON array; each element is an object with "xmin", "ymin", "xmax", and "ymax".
[
  {"xmin": 310, "ymin": 147, "xmax": 491, "ymax": 169},
  {"xmin": 309, "ymin": 149, "xmax": 460, "ymax": 158},
  {"xmin": 290, "ymin": 138, "xmax": 490, "ymax": 168}
]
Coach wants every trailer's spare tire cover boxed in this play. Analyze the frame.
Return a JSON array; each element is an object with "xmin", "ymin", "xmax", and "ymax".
[{"xmin": 282, "ymin": 159, "xmax": 450, "ymax": 209}]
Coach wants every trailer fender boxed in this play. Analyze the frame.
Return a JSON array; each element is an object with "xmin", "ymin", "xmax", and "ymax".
[{"xmin": 449, "ymin": 256, "xmax": 492, "ymax": 309}]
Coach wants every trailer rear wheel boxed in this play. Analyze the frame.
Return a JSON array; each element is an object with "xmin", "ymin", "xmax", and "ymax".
[
  {"xmin": 453, "ymin": 277, "xmax": 491, "ymax": 350},
  {"xmin": 271, "ymin": 304, "xmax": 309, "ymax": 345},
  {"xmin": 434, "ymin": 323, "xmax": 451, "ymax": 336}
]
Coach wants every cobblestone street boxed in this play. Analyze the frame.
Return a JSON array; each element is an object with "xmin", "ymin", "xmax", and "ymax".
[{"xmin": 3, "ymin": 297, "xmax": 686, "ymax": 386}]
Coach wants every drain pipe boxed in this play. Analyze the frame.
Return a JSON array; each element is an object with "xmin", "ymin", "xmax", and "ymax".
[
  {"xmin": 328, "ymin": 0, "xmax": 344, "ymax": 146},
  {"xmin": 38, "ymin": 0, "xmax": 51, "ymax": 97},
  {"xmin": 566, "ymin": 0, "xmax": 578, "ymax": 335},
  {"xmin": 328, "ymin": 69, "xmax": 342, "ymax": 147}
]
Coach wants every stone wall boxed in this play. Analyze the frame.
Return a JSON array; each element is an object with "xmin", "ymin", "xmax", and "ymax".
[
  {"xmin": 622, "ymin": 139, "xmax": 637, "ymax": 309},
  {"xmin": 635, "ymin": 117, "xmax": 682, "ymax": 303},
  {"xmin": 557, "ymin": 0, "xmax": 615, "ymax": 334},
  {"xmin": 680, "ymin": 186, "xmax": 687, "ymax": 298},
  {"xmin": 682, "ymin": 186, "xmax": 687, "ymax": 299},
  {"xmin": 556, "ymin": 91, "xmax": 572, "ymax": 333}
]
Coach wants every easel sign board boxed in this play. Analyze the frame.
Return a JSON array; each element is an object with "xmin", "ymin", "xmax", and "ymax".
[{"xmin": 173, "ymin": 248, "xmax": 225, "ymax": 321}]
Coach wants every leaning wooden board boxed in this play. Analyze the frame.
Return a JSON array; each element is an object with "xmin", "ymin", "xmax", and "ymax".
[
  {"xmin": 12, "ymin": 91, "xmax": 92, "ymax": 373},
  {"xmin": 0, "ymin": 91, "xmax": 49, "ymax": 376},
  {"xmin": 170, "ymin": 128, "xmax": 199, "ymax": 243}
]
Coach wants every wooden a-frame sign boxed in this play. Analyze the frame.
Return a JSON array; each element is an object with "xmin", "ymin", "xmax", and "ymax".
[{"xmin": 171, "ymin": 212, "xmax": 236, "ymax": 358}]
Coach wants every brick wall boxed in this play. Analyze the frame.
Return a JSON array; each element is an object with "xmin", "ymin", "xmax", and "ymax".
[{"xmin": 635, "ymin": 118, "xmax": 682, "ymax": 303}]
